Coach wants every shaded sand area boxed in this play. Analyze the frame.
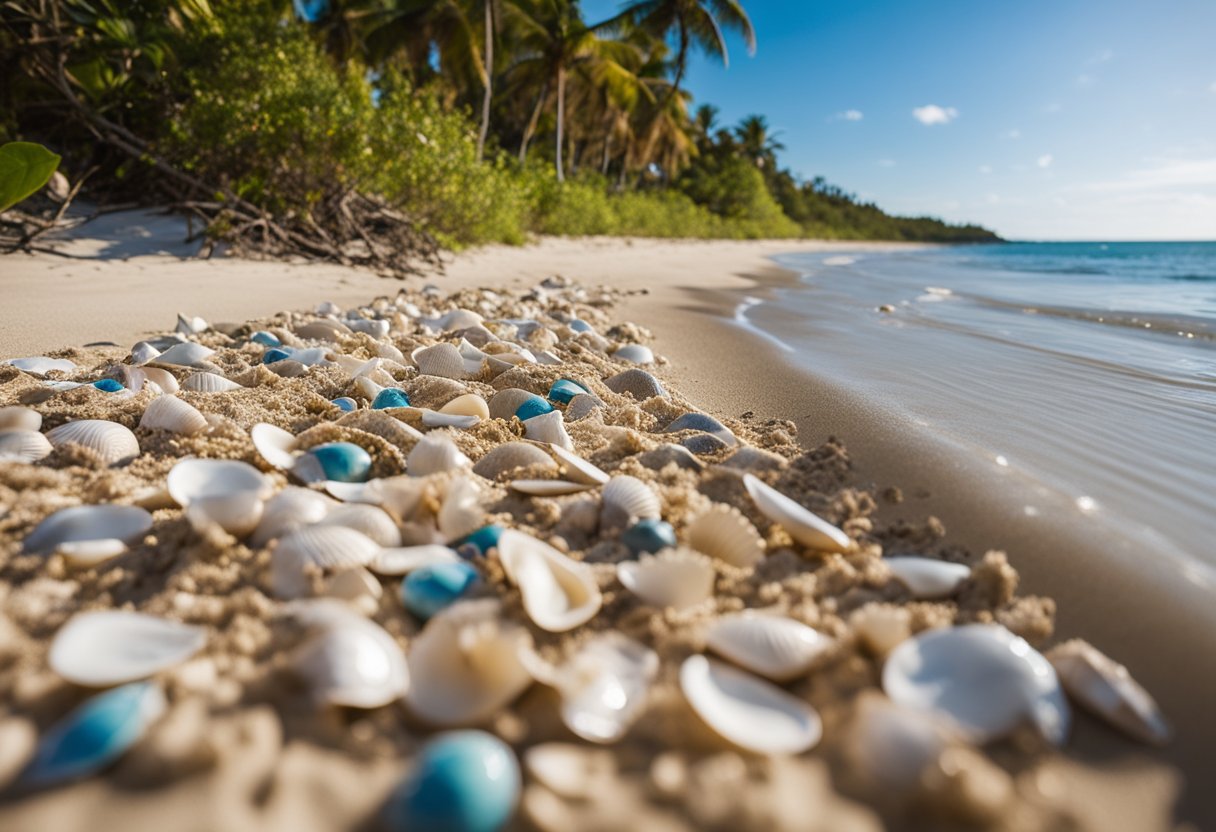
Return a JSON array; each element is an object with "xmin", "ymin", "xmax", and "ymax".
[{"xmin": 0, "ymin": 222, "xmax": 1211, "ymax": 830}]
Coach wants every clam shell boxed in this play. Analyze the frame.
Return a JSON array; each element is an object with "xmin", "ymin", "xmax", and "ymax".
[
  {"xmin": 497, "ymin": 530, "xmax": 602, "ymax": 632},
  {"xmin": 0, "ymin": 429, "xmax": 53, "ymax": 463},
  {"xmin": 1046, "ymin": 639, "xmax": 1170, "ymax": 745},
  {"xmin": 883, "ymin": 623, "xmax": 1071, "ymax": 745},
  {"xmin": 24, "ymin": 504, "xmax": 153, "ymax": 557},
  {"xmin": 437, "ymin": 308, "xmax": 484, "ymax": 331},
  {"xmin": 488, "ymin": 388, "xmax": 538, "ymax": 421},
  {"xmin": 181, "ymin": 372, "xmax": 242, "ymax": 393},
  {"xmin": 46, "ymin": 420, "xmax": 140, "ymax": 466},
  {"xmin": 551, "ymin": 634, "xmax": 659, "ymax": 744},
  {"xmin": 885, "ymin": 557, "xmax": 971, "ymax": 599},
  {"xmin": 472, "ymin": 442, "xmax": 557, "ymax": 480},
  {"xmin": 407, "ymin": 434, "xmax": 471, "ymax": 477},
  {"xmin": 0, "ymin": 406, "xmax": 42, "ymax": 432},
  {"xmin": 438, "ymin": 475, "xmax": 482, "ymax": 542},
  {"xmin": 251, "ymin": 487, "xmax": 333, "ymax": 547},
  {"xmin": 510, "ymin": 480, "xmax": 594, "ymax": 496},
  {"xmin": 289, "ymin": 601, "xmax": 409, "ymax": 708},
  {"xmin": 600, "ymin": 475, "xmax": 661, "ymax": 531},
  {"xmin": 251, "ymin": 422, "xmax": 299, "ymax": 470},
  {"xmin": 687, "ymin": 504, "xmax": 764, "ymax": 567},
  {"xmin": 523, "ymin": 410, "xmax": 573, "ymax": 450},
  {"xmin": 369, "ymin": 544, "xmax": 461, "ymax": 575},
  {"xmin": 318, "ymin": 504, "xmax": 402, "ymax": 547},
  {"xmin": 680, "ymin": 655, "xmax": 822, "ymax": 755},
  {"xmin": 155, "ymin": 342, "xmax": 215, "ymax": 368},
  {"xmin": 439, "ymin": 393, "xmax": 490, "ymax": 420},
  {"xmin": 404, "ymin": 599, "xmax": 534, "ymax": 726},
  {"xmin": 270, "ymin": 526, "xmax": 382, "ymax": 598},
  {"xmin": 49, "ymin": 611, "xmax": 206, "ymax": 686},
  {"xmin": 7, "ymin": 356, "xmax": 77, "ymax": 375},
  {"xmin": 413, "ymin": 343, "xmax": 469, "ymax": 379},
  {"xmin": 138, "ymin": 395, "xmax": 208, "ymax": 435},
  {"xmin": 705, "ymin": 612, "xmax": 833, "ymax": 682},
  {"xmin": 612, "ymin": 344, "xmax": 654, "ymax": 365},
  {"xmin": 124, "ymin": 366, "xmax": 180, "ymax": 395},
  {"xmin": 617, "ymin": 549, "xmax": 714, "ymax": 610},
  {"xmin": 604, "ymin": 368, "xmax": 666, "ymax": 400},
  {"xmin": 742, "ymin": 474, "xmax": 851, "ymax": 554},
  {"xmin": 186, "ymin": 493, "xmax": 265, "ymax": 538},
  {"xmin": 130, "ymin": 341, "xmax": 161, "ymax": 364},
  {"xmin": 548, "ymin": 443, "xmax": 609, "ymax": 485}
]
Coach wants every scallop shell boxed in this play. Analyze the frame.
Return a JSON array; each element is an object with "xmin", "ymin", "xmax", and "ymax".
[
  {"xmin": 705, "ymin": 612, "xmax": 833, "ymax": 682},
  {"xmin": 407, "ymin": 434, "xmax": 471, "ymax": 477},
  {"xmin": 885, "ymin": 557, "xmax": 971, "ymax": 599},
  {"xmin": 369, "ymin": 544, "xmax": 461, "ymax": 575},
  {"xmin": 155, "ymin": 342, "xmax": 215, "ymax": 368},
  {"xmin": 883, "ymin": 623, "xmax": 1071, "ymax": 745},
  {"xmin": 680, "ymin": 655, "xmax": 822, "ymax": 755},
  {"xmin": 251, "ymin": 422, "xmax": 299, "ymax": 470},
  {"xmin": 742, "ymin": 474, "xmax": 851, "ymax": 554},
  {"xmin": 548, "ymin": 634, "xmax": 659, "ymax": 744},
  {"xmin": 600, "ymin": 475, "xmax": 661, "ymax": 531},
  {"xmin": 23, "ymin": 505, "xmax": 153, "ymax": 561},
  {"xmin": 49, "ymin": 611, "xmax": 206, "ymax": 686},
  {"xmin": 523, "ymin": 410, "xmax": 573, "ymax": 450},
  {"xmin": 138, "ymin": 395, "xmax": 208, "ymax": 435},
  {"xmin": 181, "ymin": 372, "xmax": 242, "ymax": 393},
  {"xmin": 404, "ymin": 599, "xmax": 534, "ymax": 726},
  {"xmin": 0, "ymin": 406, "xmax": 42, "ymax": 431},
  {"xmin": 439, "ymin": 394, "xmax": 490, "ymax": 420},
  {"xmin": 318, "ymin": 504, "xmax": 402, "ymax": 547},
  {"xmin": 686, "ymin": 504, "xmax": 765, "ymax": 567},
  {"xmin": 488, "ymin": 388, "xmax": 538, "ymax": 421},
  {"xmin": 413, "ymin": 343, "xmax": 470, "ymax": 379},
  {"xmin": 1046, "ymin": 639, "xmax": 1170, "ymax": 745},
  {"xmin": 548, "ymin": 443, "xmax": 609, "ymax": 485},
  {"xmin": 438, "ymin": 475, "xmax": 482, "ymax": 542},
  {"xmin": 0, "ymin": 430, "xmax": 53, "ymax": 463},
  {"xmin": 496, "ymin": 530, "xmax": 602, "ymax": 632},
  {"xmin": 617, "ymin": 549, "xmax": 714, "ymax": 610},
  {"xmin": 612, "ymin": 344, "xmax": 654, "ymax": 365},
  {"xmin": 270, "ymin": 526, "xmax": 382, "ymax": 598},
  {"xmin": 7, "ymin": 356, "xmax": 76, "ymax": 375},
  {"xmin": 46, "ymin": 420, "xmax": 140, "ymax": 466},
  {"xmin": 472, "ymin": 442, "xmax": 557, "ymax": 480},
  {"xmin": 251, "ymin": 487, "xmax": 333, "ymax": 547},
  {"xmin": 510, "ymin": 480, "xmax": 594, "ymax": 496},
  {"xmin": 289, "ymin": 601, "xmax": 409, "ymax": 708}
]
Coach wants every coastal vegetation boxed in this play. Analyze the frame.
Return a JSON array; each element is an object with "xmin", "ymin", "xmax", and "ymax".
[{"xmin": 0, "ymin": 0, "xmax": 998, "ymax": 271}]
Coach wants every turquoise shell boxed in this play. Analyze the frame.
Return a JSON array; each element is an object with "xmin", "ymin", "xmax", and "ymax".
[
  {"xmin": 250, "ymin": 331, "xmax": 281, "ymax": 347},
  {"xmin": 305, "ymin": 442, "xmax": 371, "ymax": 482},
  {"xmin": 621, "ymin": 518, "xmax": 677, "ymax": 555},
  {"xmin": 513, "ymin": 396, "xmax": 553, "ymax": 422},
  {"xmin": 401, "ymin": 561, "xmax": 479, "ymax": 620},
  {"xmin": 372, "ymin": 388, "xmax": 410, "ymax": 409},
  {"xmin": 385, "ymin": 731, "xmax": 520, "ymax": 832},
  {"xmin": 460, "ymin": 525, "xmax": 503, "ymax": 556},
  {"xmin": 92, "ymin": 379, "xmax": 124, "ymax": 393},
  {"xmin": 569, "ymin": 319, "xmax": 593, "ymax": 333},
  {"xmin": 332, "ymin": 396, "xmax": 358, "ymax": 412},
  {"xmin": 546, "ymin": 379, "xmax": 588, "ymax": 405},
  {"xmin": 263, "ymin": 348, "xmax": 293, "ymax": 365}
]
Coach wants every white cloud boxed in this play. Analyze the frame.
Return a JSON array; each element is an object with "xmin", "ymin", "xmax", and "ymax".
[
  {"xmin": 1006, "ymin": 129, "xmax": 1022, "ymax": 140},
  {"xmin": 877, "ymin": 158, "xmax": 896, "ymax": 168},
  {"xmin": 836, "ymin": 109, "xmax": 864, "ymax": 121},
  {"xmin": 1082, "ymin": 157, "xmax": 1216, "ymax": 192},
  {"xmin": 1037, "ymin": 154, "xmax": 1054, "ymax": 168},
  {"xmin": 1076, "ymin": 73, "xmax": 1095, "ymax": 88},
  {"xmin": 912, "ymin": 105, "xmax": 958, "ymax": 126},
  {"xmin": 1086, "ymin": 49, "xmax": 1115, "ymax": 65},
  {"xmin": 978, "ymin": 165, "xmax": 993, "ymax": 174}
]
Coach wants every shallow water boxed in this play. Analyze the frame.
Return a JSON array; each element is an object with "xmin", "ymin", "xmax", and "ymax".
[{"xmin": 755, "ymin": 243, "xmax": 1216, "ymax": 578}]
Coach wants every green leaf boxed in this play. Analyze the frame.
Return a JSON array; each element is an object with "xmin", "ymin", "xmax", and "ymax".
[{"xmin": 0, "ymin": 142, "xmax": 62, "ymax": 213}]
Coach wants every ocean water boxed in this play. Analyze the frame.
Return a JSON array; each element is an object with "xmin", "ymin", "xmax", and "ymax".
[{"xmin": 752, "ymin": 242, "xmax": 1216, "ymax": 573}]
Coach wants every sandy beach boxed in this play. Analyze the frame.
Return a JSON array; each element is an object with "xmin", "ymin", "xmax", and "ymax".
[{"xmin": 1, "ymin": 225, "xmax": 1211, "ymax": 830}]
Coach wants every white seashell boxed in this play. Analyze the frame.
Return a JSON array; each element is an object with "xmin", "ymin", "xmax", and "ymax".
[
  {"xmin": 369, "ymin": 544, "xmax": 460, "ymax": 575},
  {"xmin": 378, "ymin": 341, "xmax": 406, "ymax": 362},
  {"xmin": 438, "ymin": 476, "xmax": 482, "ymax": 542},
  {"xmin": 251, "ymin": 487, "xmax": 333, "ymax": 547},
  {"xmin": 155, "ymin": 342, "xmax": 215, "ymax": 368},
  {"xmin": 139, "ymin": 396, "xmax": 208, "ymax": 435},
  {"xmin": 0, "ymin": 406, "xmax": 42, "ymax": 432},
  {"xmin": 548, "ymin": 634, "xmax": 659, "ymax": 744},
  {"xmin": 617, "ymin": 549, "xmax": 714, "ymax": 610},
  {"xmin": 705, "ymin": 612, "xmax": 833, "ymax": 682},
  {"xmin": 295, "ymin": 319, "xmax": 349, "ymax": 341},
  {"xmin": 167, "ymin": 458, "xmax": 269, "ymax": 507},
  {"xmin": 317, "ymin": 504, "xmax": 402, "ymax": 547},
  {"xmin": 0, "ymin": 430, "xmax": 53, "ymax": 463},
  {"xmin": 24, "ymin": 505, "xmax": 153, "ymax": 560},
  {"xmin": 251, "ymin": 422, "xmax": 299, "ymax": 470},
  {"xmin": 471, "ymin": 442, "xmax": 556, "ymax": 480},
  {"xmin": 186, "ymin": 493, "xmax": 264, "ymax": 538},
  {"xmin": 523, "ymin": 410, "xmax": 573, "ymax": 450},
  {"xmin": 46, "ymin": 420, "xmax": 140, "ymax": 466},
  {"xmin": 322, "ymin": 567, "xmax": 383, "ymax": 615},
  {"xmin": 535, "ymin": 350, "xmax": 563, "ymax": 365},
  {"xmin": 316, "ymin": 301, "xmax": 342, "ymax": 316},
  {"xmin": 524, "ymin": 744, "xmax": 615, "ymax": 800},
  {"xmin": 122, "ymin": 366, "xmax": 180, "ymax": 395},
  {"xmin": 1046, "ymin": 639, "xmax": 1170, "ymax": 745},
  {"xmin": 181, "ymin": 372, "xmax": 242, "ymax": 393},
  {"xmin": 742, "ymin": 474, "xmax": 851, "ymax": 554},
  {"xmin": 612, "ymin": 344, "xmax": 654, "ymax": 365},
  {"xmin": 497, "ymin": 530, "xmax": 602, "ymax": 632},
  {"xmin": 404, "ymin": 599, "xmax": 534, "ymax": 726},
  {"xmin": 439, "ymin": 394, "xmax": 489, "ymax": 420},
  {"xmin": 438, "ymin": 308, "xmax": 484, "ymax": 331},
  {"xmin": 547, "ymin": 443, "xmax": 609, "ymax": 485},
  {"xmin": 883, "ymin": 624, "xmax": 1071, "ymax": 745},
  {"xmin": 510, "ymin": 480, "xmax": 594, "ymax": 497},
  {"xmin": 131, "ymin": 341, "xmax": 161, "ymax": 365},
  {"xmin": 406, "ymin": 434, "xmax": 471, "ymax": 477},
  {"xmin": 175, "ymin": 313, "xmax": 208, "ymax": 335},
  {"xmin": 419, "ymin": 409, "xmax": 480, "ymax": 429},
  {"xmin": 600, "ymin": 475, "xmax": 661, "ymax": 531},
  {"xmin": 687, "ymin": 504, "xmax": 765, "ymax": 567},
  {"xmin": 270, "ymin": 526, "xmax": 382, "ymax": 598},
  {"xmin": 885, "ymin": 557, "xmax": 971, "ymax": 599},
  {"xmin": 49, "ymin": 611, "xmax": 205, "ymax": 686},
  {"xmin": 413, "ymin": 343, "xmax": 470, "ymax": 379},
  {"xmin": 346, "ymin": 318, "xmax": 390, "ymax": 339},
  {"xmin": 846, "ymin": 695, "xmax": 958, "ymax": 793},
  {"xmin": 680, "ymin": 655, "xmax": 822, "ymax": 755},
  {"xmin": 56, "ymin": 538, "xmax": 130, "ymax": 566},
  {"xmin": 7, "ymin": 356, "xmax": 77, "ymax": 375},
  {"xmin": 289, "ymin": 601, "xmax": 408, "ymax": 708}
]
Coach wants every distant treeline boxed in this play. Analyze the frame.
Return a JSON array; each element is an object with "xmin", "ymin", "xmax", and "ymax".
[{"xmin": 0, "ymin": 0, "xmax": 998, "ymax": 270}]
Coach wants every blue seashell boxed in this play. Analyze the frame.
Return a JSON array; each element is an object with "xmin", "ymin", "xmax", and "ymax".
[
  {"xmin": 384, "ymin": 730, "xmax": 520, "ymax": 832},
  {"xmin": 546, "ymin": 379, "xmax": 588, "ymax": 405},
  {"xmin": 22, "ymin": 681, "xmax": 167, "ymax": 789},
  {"xmin": 401, "ymin": 561, "xmax": 479, "ymax": 620},
  {"xmin": 513, "ymin": 396, "xmax": 553, "ymax": 422},
  {"xmin": 263, "ymin": 348, "xmax": 293, "ymax": 365},
  {"xmin": 250, "ymin": 331, "xmax": 281, "ymax": 348},
  {"xmin": 372, "ymin": 388, "xmax": 410, "ymax": 410},
  {"xmin": 620, "ymin": 518, "xmax": 677, "ymax": 555},
  {"xmin": 460, "ymin": 525, "xmax": 503, "ymax": 556},
  {"xmin": 305, "ymin": 442, "xmax": 371, "ymax": 483},
  {"xmin": 332, "ymin": 396, "xmax": 358, "ymax": 412},
  {"xmin": 569, "ymin": 319, "xmax": 593, "ymax": 333},
  {"xmin": 665, "ymin": 412, "xmax": 729, "ymax": 435},
  {"xmin": 92, "ymin": 379, "xmax": 124, "ymax": 393}
]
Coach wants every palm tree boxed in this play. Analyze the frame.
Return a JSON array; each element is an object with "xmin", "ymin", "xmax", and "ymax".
[{"xmin": 734, "ymin": 113, "xmax": 783, "ymax": 169}]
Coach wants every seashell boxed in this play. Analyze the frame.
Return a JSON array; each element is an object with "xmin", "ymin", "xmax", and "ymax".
[
  {"xmin": 292, "ymin": 442, "xmax": 372, "ymax": 484},
  {"xmin": 680, "ymin": 655, "xmax": 822, "ymax": 755},
  {"xmin": 0, "ymin": 406, "xmax": 42, "ymax": 431},
  {"xmin": 604, "ymin": 368, "xmax": 666, "ymax": 400},
  {"xmin": 510, "ymin": 480, "xmax": 594, "ymax": 497},
  {"xmin": 378, "ymin": 341, "xmax": 406, "ymax": 362},
  {"xmin": 185, "ymin": 493, "xmax": 264, "ymax": 539},
  {"xmin": 883, "ymin": 623, "xmax": 1071, "ymax": 745},
  {"xmin": 617, "ymin": 549, "xmax": 714, "ymax": 610},
  {"xmin": 548, "ymin": 443, "xmax": 609, "ymax": 485},
  {"xmin": 369, "ymin": 544, "xmax": 461, "ymax": 575},
  {"xmin": 472, "ymin": 442, "xmax": 557, "ymax": 480},
  {"xmin": 316, "ymin": 300, "xmax": 342, "ymax": 316},
  {"xmin": 175, "ymin": 313, "xmax": 207, "ymax": 335},
  {"xmin": 126, "ymin": 366, "xmax": 180, "ymax": 395},
  {"xmin": 437, "ymin": 308, "xmax": 485, "ymax": 331},
  {"xmin": 322, "ymin": 567, "xmax": 382, "ymax": 614},
  {"xmin": 514, "ymin": 395, "xmax": 554, "ymax": 422},
  {"xmin": 337, "ymin": 408, "xmax": 424, "ymax": 446},
  {"xmin": 384, "ymin": 731, "xmax": 520, "ymax": 832},
  {"xmin": 289, "ymin": 601, "xmax": 409, "ymax": 708},
  {"xmin": 496, "ymin": 530, "xmax": 602, "ymax": 632},
  {"xmin": 181, "ymin": 371, "xmax": 242, "ymax": 393},
  {"xmin": 138, "ymin": 395, "xmax": 208, "ymax": 435},
  {"xmin": 438, "ymin": 475, "xmax": 482, "ymax": 542},
  {"xmin": 885, "ymin": 556, "xmax": 970, "ymax": 599},
  {"xmin": 612, "ymin": 344, "xmax": 654, "ymax": 365},
  {"xmin": 318, "ymin": 504, "xmax": 402, "ymax": 547},
  {"xmin": 407, "ymin": 434, "xmax": 471, "ymax": 477},
  {"xmin": 439, "ymin": 393, "xmax": 490, "ymax": 420},
  {"xmin": 130, "ymin": 341, "xmax": 161, "ymax": 364},
  {"xmin": 600, "ymin": 475, "xmax": 661, "ymax": 531},
  {"xmin": 92, "ymin": 378, "xmax": 125, "ymax": 393},
  {"xmin": 705, "ymin": 612, "xmax": 833, "ymax": 682},
  {"xmin": 20, "ymin": 681, "xmax": 168, "ymax": 788},
  {"xmin": 401, "ymin": 561, "xmax": 480, "ymax": 620},
  {"xmin": 295, "ymin": 319, "xmax": 349, "ymax": 341},
  {"xmin": 636, "ymin": 443, "xmax": 703, "ymax": 472},
  {"xmin": 346, "ymin": 317, "xmax": 390, "ymax": 338},
  {"xmin": 742, "ymin": 474, "xmax": 851, "ymax": 554},
  {"xmin": 546, "ymin": 378, "xmax": 588, "ymax": 405},
  {"xmin": 420, "ymin": 409, "xmax": 480, "ymax": 429},
  {"xmin": 332, "ymin": 396, "xmax": 358, "ymax": 412},
  {"xmin": 46, "ymin": 420, "xmax": 140, "ymax": 466},
  {"xmin": 250, "ymin": 330, "xmax": 280, "ymax": 347},
  {"xmin": 460, "ymin": 524, "xmax": 503, "ymax": 557},
  {"xmin": 846, "ymin": 694, "xmax": 957, "ymax": 793},
  {"xmin": 549, "ymin": 634, "xmax": 659, "ymax": 744},
  {"xmin": 1046, "ymin": 639, "xmax": 1170, "ymax": 745},
  {"xmin": 155, "ymin": 341, "xmax": 215, "ymax": 368},
  {"xmin": 524, "ymin": 743, "xmax": 615, "ymax": 800},
  {"xmin": 851, "ymin": 604, "xmax": 911, "ymax": 656},
  {"xmin": 49, "ymin": 611, "xmax": 206, "ymax": 686},
  {"xmin": 722, "ymin": 446, "xmax": 788, "ymax": 472},
  {"xmin": 270, "ymin": 526, "xmax": 382, "ymax": 598},
  {"xmin": 251, "ymin": 487, "xmax": 333, "ymax": 547},
  {"xmin": 24, "ymin": 504, "xmax": 153, "ymax": 563},
  {"xmin": 413, "ymin": 343, "xmax": 470, "ymax": 379},
  {"xmin": 251, "ymin": 422, "xmax": 299, "ymax": 470},
  {"xmin": 681, "ymin": 433, "xmax": 729, "ymax": 455},
  {"xmin": 371, "ymin": 388, "xmax": 410, "ymax": 409},
  {"xmin": 0, "ymin": 429, "xmax": 53, "ymax": 463},
  {"xmin": 535, "ymin": 349, "xmax": 563, "ymax": 365},
  {"xmin": 687, "ymin": 504, "xmax": 765, "ymax": 567},
  {"xmin": 7, "ymin": 356, "xmax": 77, "ymax": 376},
  {"xmin": 664, "ymin": 412, "xmax": 736, "ymax": 446},
  {"xmin": 565, "ymin": 393, "xmax": 603, "ymax": 422},
  {"xmin": 488, "ymin": 388, "xmax": 539, "ymax": 421},
  {"xmin": 619, "ymin": 519, "xmax": 676, "ymax": 555},
  {"xmin": 404, "ymin": 599, "xmax": 534, "ymax": 726},
  {"xmin": 168, "ymin": 458, "xmax": 269, "ymax": 537}
]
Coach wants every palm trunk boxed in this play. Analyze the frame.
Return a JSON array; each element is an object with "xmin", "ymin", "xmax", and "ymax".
[
  {"xmin": 518, "ymin": 79, "xmax": 548, "ymax": 164},
  {"xmin": 660, "ymin": 21, "xmax": 689, "ymax": 111},
  {"xmin": 601, "ymin": 130, "xmax": 613, "ymax": 175},
  {"xmin": 476, "ymin": 0, "xmax": 493, "ymax": 161},
  {"xmin": 555, "ymin": 64, "xmax": 566, "ymax": 182}
]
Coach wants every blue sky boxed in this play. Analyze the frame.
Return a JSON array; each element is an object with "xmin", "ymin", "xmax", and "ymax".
[{"xmin": 583, "ymin": 0, "xmax": 1216, "ymax": 240}]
